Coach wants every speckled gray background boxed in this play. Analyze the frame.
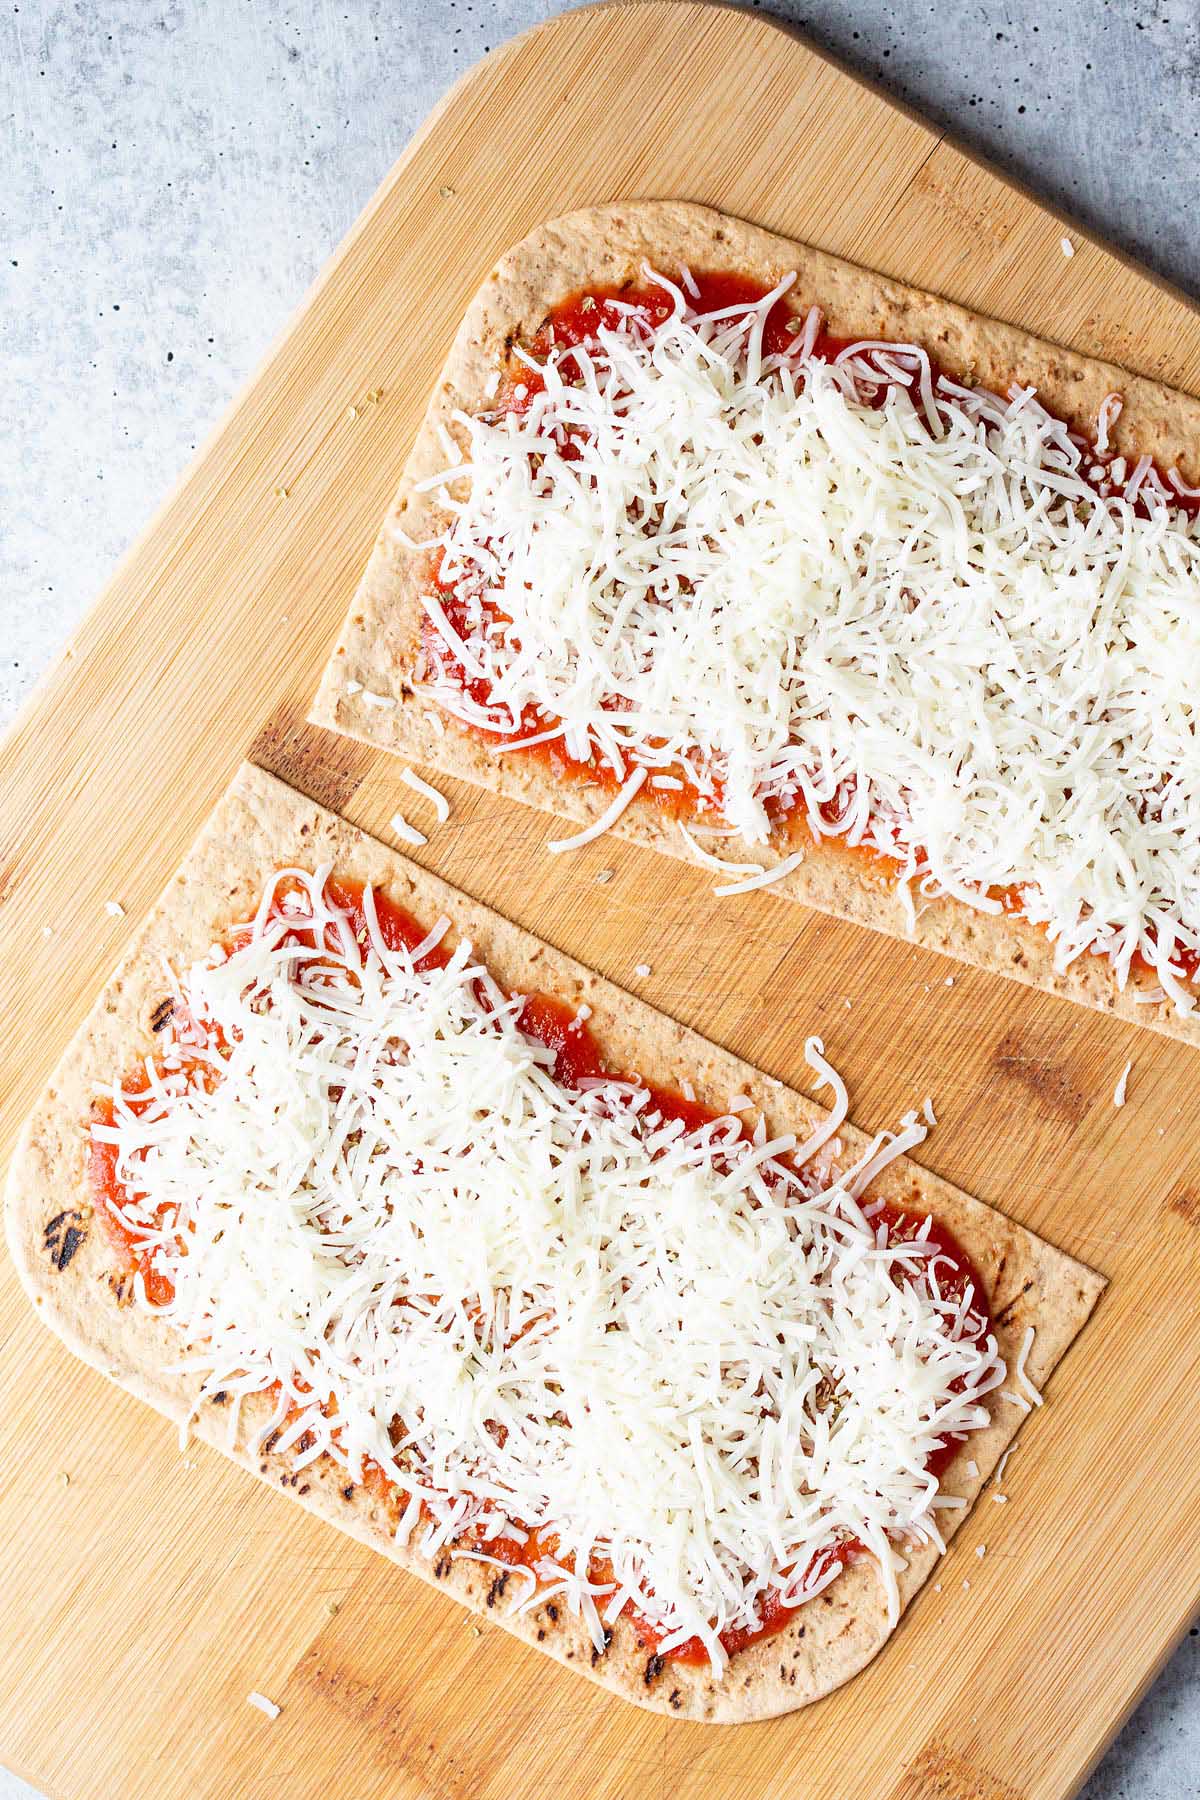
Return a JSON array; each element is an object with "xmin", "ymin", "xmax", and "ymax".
[{"xmin": 2, "ymin": 2, "xmax": 1199, "ymax": 1795}]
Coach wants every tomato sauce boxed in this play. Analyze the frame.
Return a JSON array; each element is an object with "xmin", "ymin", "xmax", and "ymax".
[
  {"xmin": 88, "ymin": 1100, "xmax": 176, "ymax": 1308},
  {"xmin": 528, "ymin": 272, "xmax": 847, "ymax": 369},
  {"xmin": 89, "ymin": 874, "xmax": 990, "ymax": 1667}
]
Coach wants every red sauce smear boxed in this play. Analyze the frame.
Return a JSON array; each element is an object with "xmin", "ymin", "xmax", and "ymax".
[
  {"xmin": 89, "ymin": 875, "xmax": 991, "ymax": 1667},
  {"xmin": 87, "ymin": 1109, "xmax": 175, "ymax": 1308},
  {"xmin": 425, "ymin": 273, "xmax": 1200, "ymax": 986}
]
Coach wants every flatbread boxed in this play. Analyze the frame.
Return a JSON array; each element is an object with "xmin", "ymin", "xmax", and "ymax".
[
  {"xmin": 4, "ymin": 762, "xmax": 1104, "ymax": 1723},
  {"xmin": 309, "ymin": 199, "xmax": 1200, "ymax": 1049}
]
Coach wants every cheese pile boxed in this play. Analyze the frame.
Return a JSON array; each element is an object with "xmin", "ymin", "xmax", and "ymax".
[
  {"xmin": 96, "ymin": 871, "xmax": 1004, "ymax": 1673},
  {"xmin": 419, "ymin": 274, "xmax": 1200, "ymax": 1004}
]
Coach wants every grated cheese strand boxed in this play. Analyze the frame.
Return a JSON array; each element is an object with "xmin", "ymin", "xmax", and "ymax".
[
  {"xmin": 546, "ymin": 768, "xmax": 646, "ymax": 852},
  {"xmin": 712, "ymin": 850, "xmax": 806, "ymax": 897},
  {"xmin": 400, "ymin": 767, "xmax": 451, "ymax": 823},
  {"xmin": 389, "ymin": 811, "xmax": 427, "ymax": 848}
]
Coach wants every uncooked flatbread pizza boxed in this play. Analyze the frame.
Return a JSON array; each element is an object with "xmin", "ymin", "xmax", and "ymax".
[
  {"xmin": 311, "ymin": 200, "xmax": 1200, "ymax": 1046},
  {"xmin": 6, "ymin": 763, "xmax": 1102, "ymax": 1721}
]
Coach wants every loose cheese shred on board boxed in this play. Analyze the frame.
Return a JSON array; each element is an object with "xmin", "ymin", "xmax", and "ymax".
[
  {"xmin": 1113, "ymin": 1059, "xmax": 1132, "ymax": 1107},
  {"xmin": 421, "ymin": 274, "xmax": 1200, "ymax": 1007},
  {"xmin": 94, "ymin": 869, "xmax": 1005, "ymax": 1676},
  {"xmin": 400, "ymin": 767, "xmax": 451, "ymax": 823},
  {"xmin": 104, "ymin": 900, "xmax": 125, "ymax": 919},
  {"xmin": 792, "ymin": 1037, "xmax": 849, "ymax": 1168},
  {"xmin": 1060, "ymin": 237, "xmax": 1075, "ymax": 258},
  {"xmin": 389, "ymin": 811, "xmax": 427, "ymax": 848},
  {"xmin": 247, "ymin": 1693, "xmax": 281, "ymax": 1720}
]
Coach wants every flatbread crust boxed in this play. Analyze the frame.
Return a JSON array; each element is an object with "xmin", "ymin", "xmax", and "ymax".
[
  {"xmin": 5, "ymin": 762, "xmax": 1103, "ymax": 1722},
  {"xmin": 309, "ymin": 199, "xmax": 1200, "ymax": 1048}
]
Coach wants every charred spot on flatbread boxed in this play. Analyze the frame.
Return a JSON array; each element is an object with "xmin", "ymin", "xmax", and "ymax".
[
  {"xmin": 43, "ymin": 1208, "xmax": 86, "ymax": 1272},
  {"xmin": 486, "ymin": 1570, "xmax": 511, "ymax": 1608}
]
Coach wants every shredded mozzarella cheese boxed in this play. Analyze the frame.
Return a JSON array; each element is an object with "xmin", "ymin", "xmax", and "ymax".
[
  {"xmin": 1011, "ymin": 1327, "xmax": 1044, "ymax": 1411},
  {"xmin": 419, "ymin": 278, "xmax": 1200, "ymax": 1006},
  {"xmin": 400, "ymin": 767, "xmax": 451, "ymax": 823},
  {"xmin": 96, "ymin": 871, "xmax": 1005, "ymax": 1674},
  {"xmin": 389, "ymin": 811, "xmax": 427, "ymax": 847}
]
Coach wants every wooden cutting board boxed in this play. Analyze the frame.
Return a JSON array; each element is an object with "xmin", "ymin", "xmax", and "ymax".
[{"xmin": 3, "ymin": 4, "xmax": 1200, "ymax": 1796}]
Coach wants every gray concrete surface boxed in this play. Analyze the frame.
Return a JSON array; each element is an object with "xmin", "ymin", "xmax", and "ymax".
[{"xmin": 2, "ymin": 2, "xmax": 1199, "ymax": 1795}]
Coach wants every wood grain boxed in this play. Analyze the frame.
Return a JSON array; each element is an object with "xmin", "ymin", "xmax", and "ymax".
[{"xmin": 2, "ymin": 3, "xmax": 1199, "ymax": 1797}]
